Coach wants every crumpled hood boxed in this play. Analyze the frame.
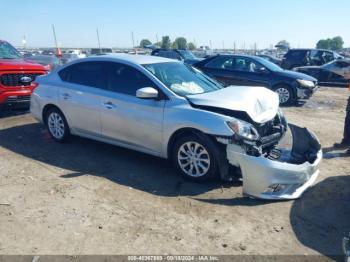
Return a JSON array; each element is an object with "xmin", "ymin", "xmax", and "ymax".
[{"xmin": 187, "ymin": 86, "xmax": 279, "ymax": 123}]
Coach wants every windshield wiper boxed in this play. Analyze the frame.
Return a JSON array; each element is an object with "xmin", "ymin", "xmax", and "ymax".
[{"xmin": 0, "ymin": 57, "xmax": 18, "ymax": 59}]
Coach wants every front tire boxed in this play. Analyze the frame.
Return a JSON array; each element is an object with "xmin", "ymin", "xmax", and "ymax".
[
  {"xmin": 172, "ymin": 134, "xmax": 220, "ymax": 181},
  {"xmin": 45, "ymin": 107, "xmax": 70, "ymax": 143},
  {"xmin": 273, "ymin": 85, "xmax": 294, "ymax": 106}
]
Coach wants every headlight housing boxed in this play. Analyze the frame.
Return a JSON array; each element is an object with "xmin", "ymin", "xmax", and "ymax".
[
  {"xmin": 297, "ymin": 79, "xmax": 315, "ymax": 88},
  {"xmin": 227, "ymin": 119, "xmax": 259, "ymax": 141}
]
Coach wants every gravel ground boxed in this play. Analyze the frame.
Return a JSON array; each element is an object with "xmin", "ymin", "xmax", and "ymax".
[{"xmin": 0, "ymin": 87, "xmax": 349, "ymax": 259}]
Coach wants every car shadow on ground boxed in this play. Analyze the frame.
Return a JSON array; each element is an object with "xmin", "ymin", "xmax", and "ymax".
[
  {"xmin": 290, "ymin": 175, "xmax": 350, "ymax": 258},
  {"xmin": 191, "ymin": 197, "xmax": 277, "ymax": 207},
  {"xmin": 0, "ymin": 123, "xmax": 246, "ymax": 198}
]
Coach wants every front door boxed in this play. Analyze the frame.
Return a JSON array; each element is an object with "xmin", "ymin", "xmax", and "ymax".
[{"xmin": 99, "ymin": 62, "xmax": 165, "ymax": 155}]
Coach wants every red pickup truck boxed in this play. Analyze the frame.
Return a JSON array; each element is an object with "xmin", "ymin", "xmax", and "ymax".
[{"xmin": 0, "ymin": 40, "xmax": 47, "ymax": 110}]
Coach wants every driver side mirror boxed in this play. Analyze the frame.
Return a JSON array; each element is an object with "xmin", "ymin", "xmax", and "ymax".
[{"xmin": 136, "ymin": 87, "xmax": 159, "ymax": 99}]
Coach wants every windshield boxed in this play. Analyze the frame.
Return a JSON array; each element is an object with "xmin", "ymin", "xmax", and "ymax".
[
  {"xmin": 0, "ymin": 41, "xmax": 21, "ymax": 59},
  {"xmin": 178, "ymin": 50, "xmax": 197, "ymax": 60},
  {"xmin": 254, "ymin": 56, "xmax": 283, "ymax": 72},
  {"xmin": 143, "ymin": 62, "xmax": 223, "ymax": 96}
]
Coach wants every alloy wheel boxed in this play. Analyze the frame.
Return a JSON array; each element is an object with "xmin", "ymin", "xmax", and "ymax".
[
  {"xmin": 48, "ymin": 112, "xmax": 65, "ymax": 140},
  {"xmin": 275, "ymin": 87, "xmax": 291, "ymax": 104},
  {"xmin": 177, "ymin": 141, "xmax": 211, "ymax": 177}
]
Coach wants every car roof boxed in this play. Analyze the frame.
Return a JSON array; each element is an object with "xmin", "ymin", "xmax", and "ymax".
[
  {"xmin": 72, "ymin": 54, "xmax": 177, "ymax": 65},
  {"xmin": 212, "ymin": 54, "xmax": 261, "ymax": 59},
  {"xmin": 288, "ymin": 48, "xmax": 335, "ymax": 52}
]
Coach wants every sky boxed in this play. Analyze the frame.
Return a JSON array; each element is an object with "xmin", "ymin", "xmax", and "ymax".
[{"xmin": 1, "ymin": 0, "xmax": 349, "ymax": 49}]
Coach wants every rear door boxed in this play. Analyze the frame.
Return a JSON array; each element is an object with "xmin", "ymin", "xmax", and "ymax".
[{"xmin": 58, "ymin": 62, "xmax": 106, "ymax": 136}]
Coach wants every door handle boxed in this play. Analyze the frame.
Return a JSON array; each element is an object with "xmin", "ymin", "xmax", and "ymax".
[
  {"xmin": 60, "ymin": 93, "xmax": 71, "ymax": 100},
  {"xmin": 103, "ymin": 101, "xmax": 116, "ymax": 109}
]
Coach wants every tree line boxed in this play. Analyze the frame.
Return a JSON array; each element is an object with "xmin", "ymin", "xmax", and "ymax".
[
  {"xmin": 139, "ymin": 36, "xmax": 196, "ymax": 50},
  {"xmin": 276, "ymin": 36, "xmax": 344, "ymax": 52}
]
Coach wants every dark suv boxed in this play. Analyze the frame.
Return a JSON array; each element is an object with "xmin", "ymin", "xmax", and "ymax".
[
  {"xmin": 151, "ymin": 49, "xmax": 201, "ymax": 64},
  {"xmin": 281, "ymin": 49, "xmax": 342, "ymax": 70}
]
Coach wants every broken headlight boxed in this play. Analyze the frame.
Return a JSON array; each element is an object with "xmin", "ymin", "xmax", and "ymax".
[{"xmin": 227, "ymin": 119, "xmax": 259, "ymax": 141}]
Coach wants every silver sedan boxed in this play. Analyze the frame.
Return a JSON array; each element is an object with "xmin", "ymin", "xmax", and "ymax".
[{"xmin": 31, "ymin": 54, "xmax": 322, "ymax": 200}]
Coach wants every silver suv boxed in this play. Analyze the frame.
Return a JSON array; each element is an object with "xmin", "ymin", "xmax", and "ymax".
[{"xmin": 31, "ymin": 54, "xmax": 322, "ymax": 200}]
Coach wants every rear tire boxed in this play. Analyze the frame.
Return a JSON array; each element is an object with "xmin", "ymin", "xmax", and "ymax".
[
  {"xmin": 45, "ymin": 107, "xmax": 70, "ymax": 143},
  {"xmin": 171, "ymin": 133, "xmax": 220, "ymax": 181}
]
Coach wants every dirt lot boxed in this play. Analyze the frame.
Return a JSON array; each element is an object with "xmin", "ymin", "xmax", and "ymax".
[{"xmin": 0, "ymin": 87, "xmax": 349, "ymax": 258}]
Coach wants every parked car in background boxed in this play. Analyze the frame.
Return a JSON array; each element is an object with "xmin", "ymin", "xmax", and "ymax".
[
  {"xmin": 258, "ymin": 54, "xmax": 282, "ymax": 66},
  {"xmin": 294, "ymin": 59, "xmax": 350, "ymax": 86},
  {"xmin": 89, "ymin": 48, "xmax": 113, "ymax": 56},
  {"xmin": 41, "ymin": 50, "xmax": 55, "ymax": 56},
  {"xmin": 151, "ymin": 48, "xmax": 201, "ymax": 64},
  {"xmin": 199, "ymin": 46, "xmax": 213, "ymax": 57},
  {"xmin": 30, "ymin": 54, "xmax": 322, "ymax": 200},
  {"xmin": 281, "ymin": 48, "xmax": 342, "ymax": 70},
  {"xmin": 26, "ymin": 55, "xmax": 60, "ymax": 71},
  {"xmin": 66, "ymin": 49, "xmax": 86, "ymax": 58},
  {"xmin": 0, "ymin": 40, "xmax": 46, "ymax": 109},
  {"xmin": 194, "ymin": 54, "xmax": 318, "ymax": 105},
  {"xmin": 60, "ymin": 53, "xmax": 79, "ymax": 64}
]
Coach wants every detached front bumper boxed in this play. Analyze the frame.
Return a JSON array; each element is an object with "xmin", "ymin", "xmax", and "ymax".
[{"xmin": 226, "ymin": 124, "xmax": 322, "ymax": 200}]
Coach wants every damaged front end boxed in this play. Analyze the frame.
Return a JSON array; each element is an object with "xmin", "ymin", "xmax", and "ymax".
[{"xmin": 219, "ymin": 112, "xmax": 322, "ymax": 200}]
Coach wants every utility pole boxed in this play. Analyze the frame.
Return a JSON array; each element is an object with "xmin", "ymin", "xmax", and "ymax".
[
  {"xmin": 22, "ymin": 35, "xmax": 27, "ymax": 50},
  {"xmin": 233, "ymin": 41, "xmax": 236, "ymax": 54},
  {"xmin": 209, "ymin": 40, "xmax": 212, "ymax": 50},
  {"xmin": 96, "ymin": 28, "xmax": 101, "ymax": 53},
  {"xmin": 222, "ymin": 41, "xmax": 225, "ymax": 50},
  {"xmin": 131, "ymin": 31, "xmax": 135, "ymax": 48},
  {"xmin": 156, "ymin": 34, "xmax": 159, "ymax": 45},
  {"xmin": 52, "ymin": 24, "xmax": 58, "ymax": 49},
  {"xmin": 254, "ymin": 42, "xmax": 257, "ymax": 55}
]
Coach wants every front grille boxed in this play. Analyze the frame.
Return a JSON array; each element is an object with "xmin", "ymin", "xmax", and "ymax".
[
  {"xmin": 5, "ymin": 95, "xmax": 31, "ymax": 104},
  {"xmin": 1, "ymin": 73, "xmax": 43, "ymax": 87}
]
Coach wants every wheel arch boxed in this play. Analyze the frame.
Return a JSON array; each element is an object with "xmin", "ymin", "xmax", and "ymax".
[
  {"xmin": 166, "ymin": 128, "xmax": 209, "ymax": 159},
  {"xmin": 42, "ymin": 103, "xmax": 64, "ymax": 125},
  {"xmin": 166, "ymin": 127, "xmax": 230, "ymax": 180}
]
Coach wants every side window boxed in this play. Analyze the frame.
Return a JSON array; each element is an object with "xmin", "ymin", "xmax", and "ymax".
[
  {"xmin": 107, "ymin": 63, "xmax": 156, "ymax": 96},
  {"xmin": 59, "ymin": 62, "xmax": 106, "ymax": 89},
  {"xmin": 205, "ymin": 57, "xmax": 234, "ymax": 70},
  {"xmin": 233, "ymin": 58, "xmax": 264, "ymax": 73},
  {"xmin": 287, "ymin": 51, "xmax": 304, "ymax": 59},
  {"xmin": 323, "ymin": 52, "xmax": 334, "ymax": 63},
  {"xmin": 156, "ymin": 51, "xmax": 167, "ymax": 57},
  {"xmin": 168, "ymin": 51, "xmax": 181, "ymax": 60},
  {"xmin": 310, "ymin": 50, "xmax": 323, "ymax": 65}
]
